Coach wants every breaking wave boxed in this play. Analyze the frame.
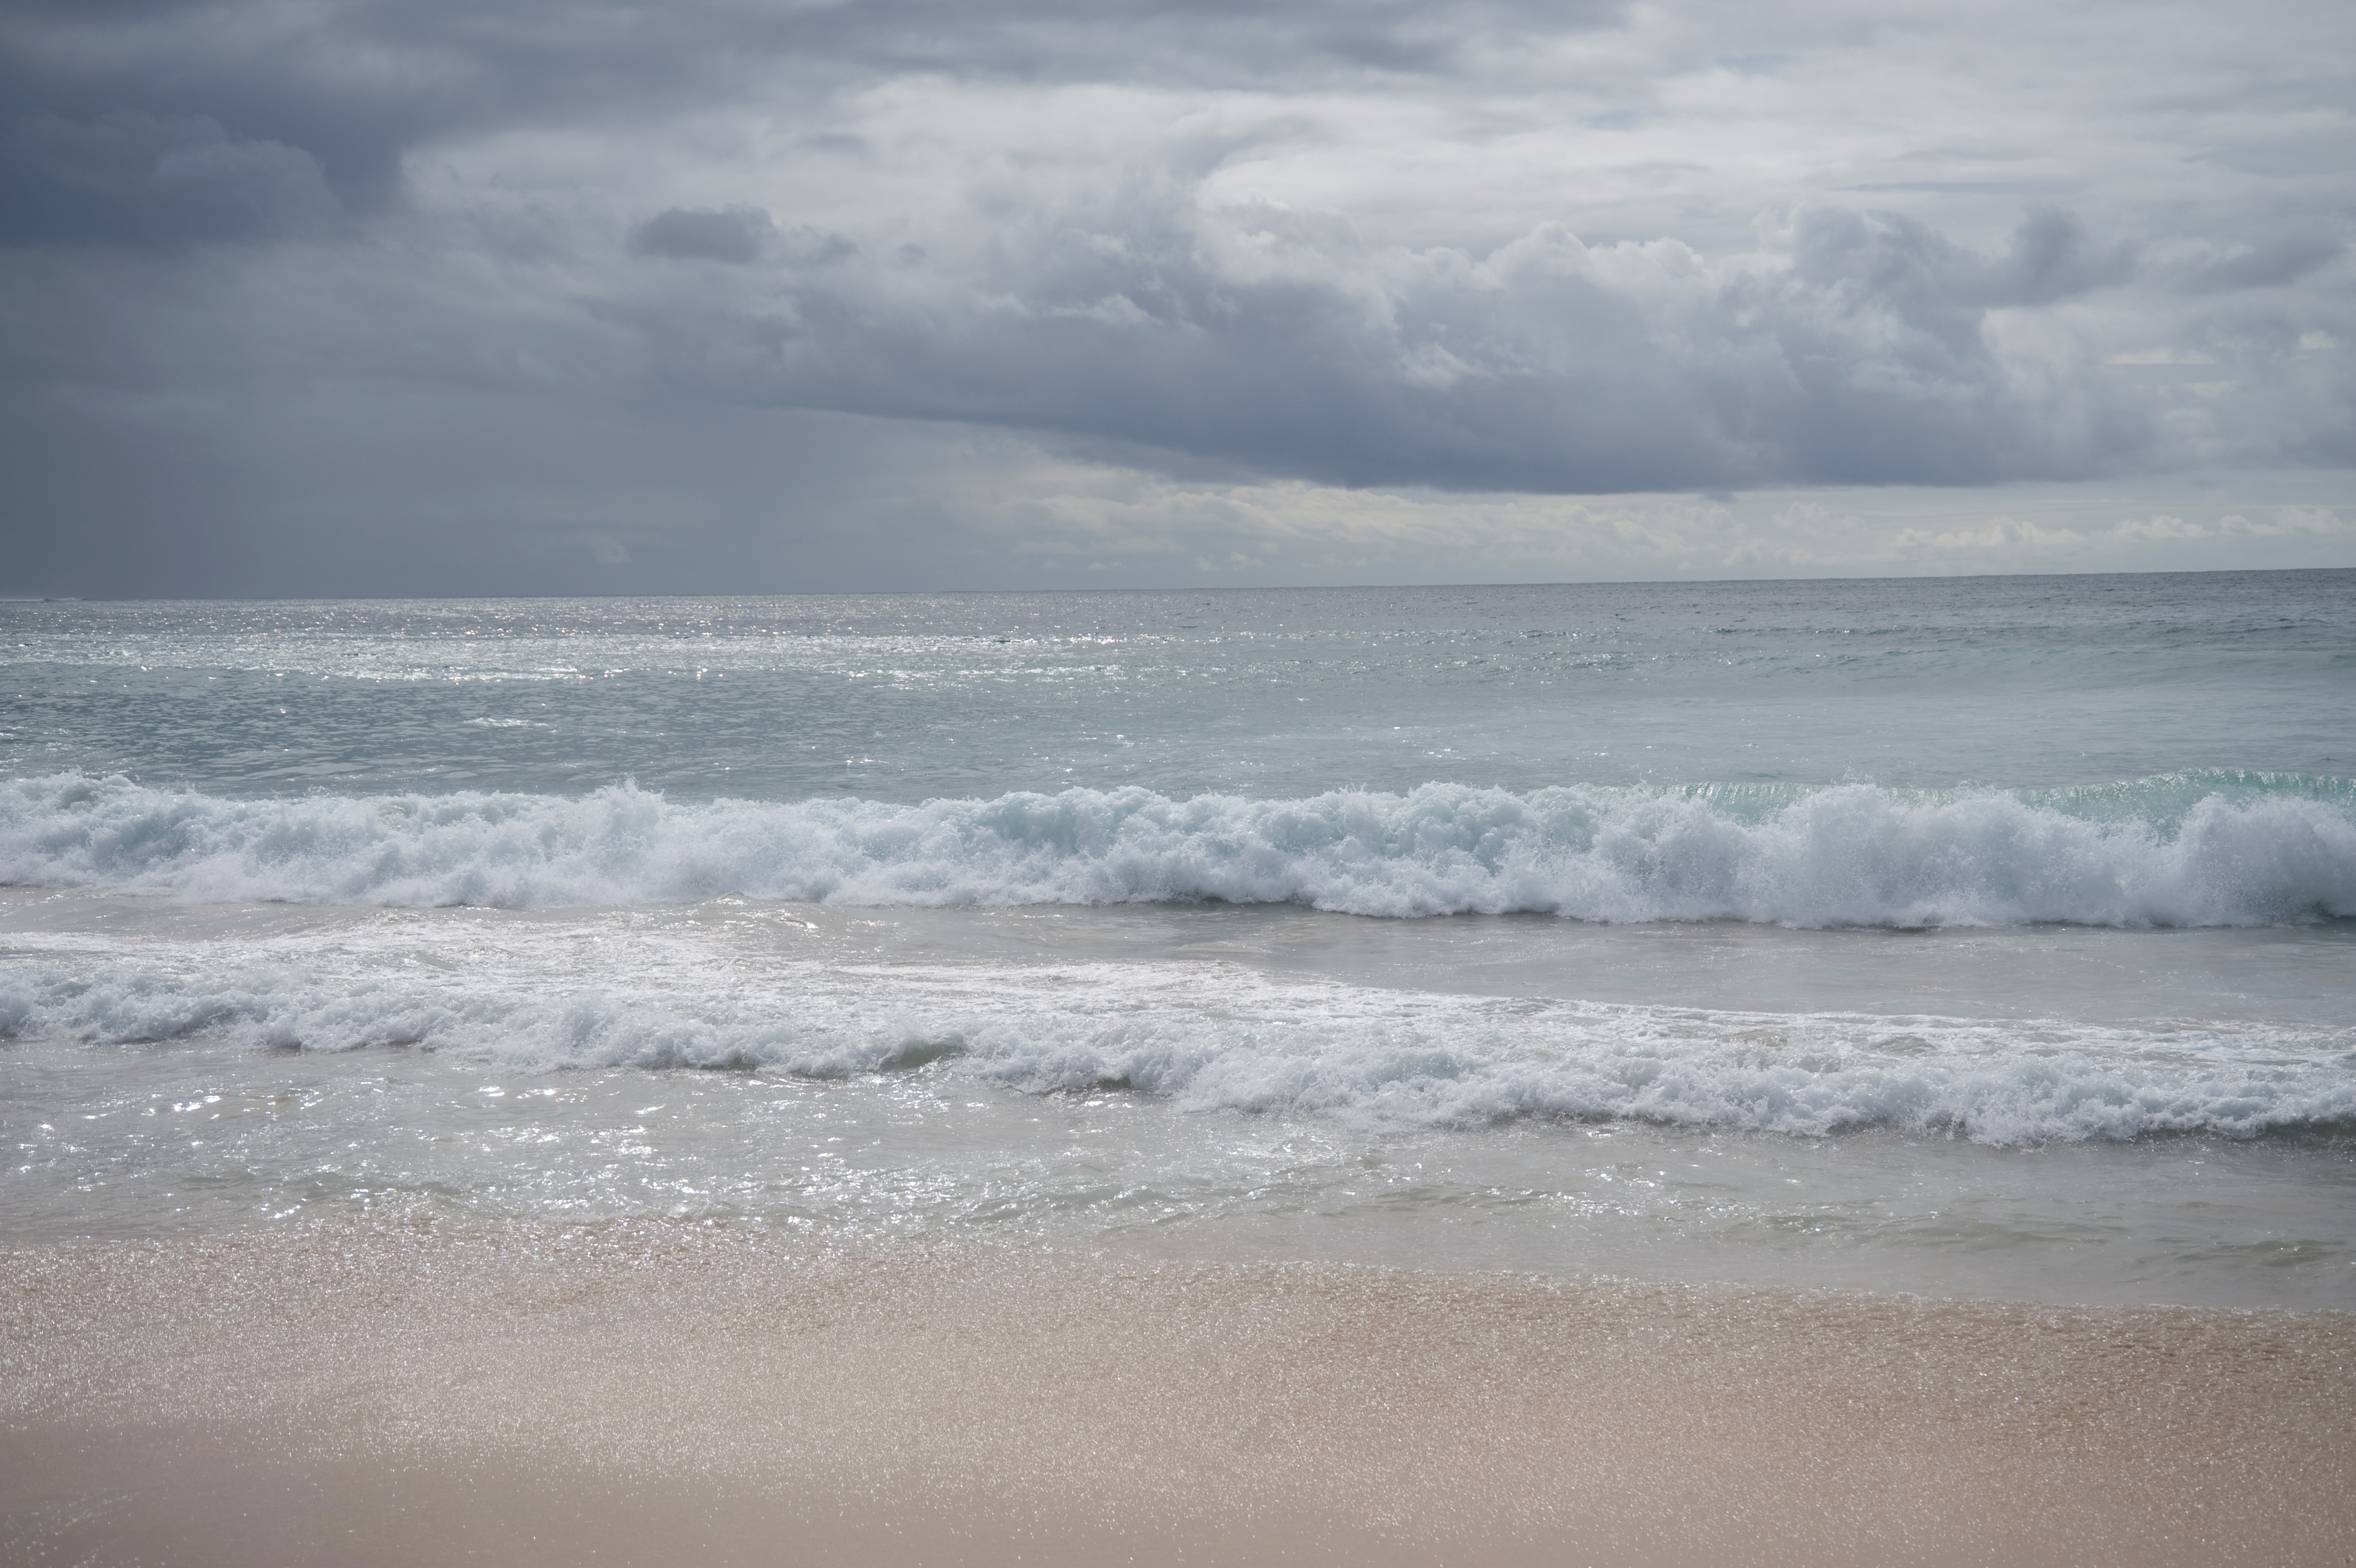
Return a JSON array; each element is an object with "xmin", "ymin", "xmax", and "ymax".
[
  {"xmin": 2, "ymin": 952, "xmax": 2348, "ymax": 1146},
  {"xmin": 3, "ymin": 771, "xmax": 2353, "ymax": 928}
]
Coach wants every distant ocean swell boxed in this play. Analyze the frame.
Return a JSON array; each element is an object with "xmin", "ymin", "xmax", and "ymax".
[
  {"xmin": 3, "ymin": 771, "xmax": 2353, "ymax": 928},
  {"xmin": 1, "ymin": 956, "xmax": 2348, "ymax": 1145}
]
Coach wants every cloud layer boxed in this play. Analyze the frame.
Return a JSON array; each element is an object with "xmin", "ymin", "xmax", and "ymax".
[{"xmin": 1, "ymin": 0, "xmax": 2350, "ymax": 591}]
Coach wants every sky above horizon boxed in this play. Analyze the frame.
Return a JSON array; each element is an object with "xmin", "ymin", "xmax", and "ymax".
[{"xmin": 3, "ymin": 0, "xmax": 2352, "ymax": 596}]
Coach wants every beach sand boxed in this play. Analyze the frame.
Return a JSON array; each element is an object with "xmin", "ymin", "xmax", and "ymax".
[{"xmin": 4, "ymin": 1222, "xmax": 2351, "ymax": 1567}]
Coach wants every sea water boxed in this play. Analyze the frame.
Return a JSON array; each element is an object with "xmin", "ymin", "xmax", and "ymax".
[{"xmin": 3, "ymin": 574, "xmax": 2353, "ymax": 1308}]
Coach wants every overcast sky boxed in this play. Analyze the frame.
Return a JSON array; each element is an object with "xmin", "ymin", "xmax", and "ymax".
[{"xmin": 3, "ymin": 0, "xmax": 2351, "ymax": 596}]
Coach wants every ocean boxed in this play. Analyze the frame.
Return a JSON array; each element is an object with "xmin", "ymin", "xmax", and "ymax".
[{"xmin": 5, "ymin": 571, "xmax": 2353, "ymax": 1310}]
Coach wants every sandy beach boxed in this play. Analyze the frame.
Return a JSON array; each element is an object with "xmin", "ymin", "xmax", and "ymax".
[
  {"xmin": 10, "ymin": 0, "xmax": 2356, "ymax": 1540},
  {"xmin": 4, "ymin": 1221, "xmax": 2350, "ymax": 1567}
]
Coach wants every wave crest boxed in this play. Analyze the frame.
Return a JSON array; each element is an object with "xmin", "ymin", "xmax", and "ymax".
[
  {"xmin": 2, "ymin": 955, "xmax": 2348, "ymax": 1145},
  {"xmin": 3, "ymin": 772, "xmax": 2352, "ymax": 927}
]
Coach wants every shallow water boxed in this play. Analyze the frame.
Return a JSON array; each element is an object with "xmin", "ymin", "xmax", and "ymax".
[
  {"xmin": 4, "ymin": 889, "xmax": 2351, "ymax": 1309},
  {"xmin": 4, "ymin": 575, "xmax": 2353, "ymax": 1308}
]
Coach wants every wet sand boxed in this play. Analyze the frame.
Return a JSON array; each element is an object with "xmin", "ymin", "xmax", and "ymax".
[{"xmin": 4, "ymin": 1222, "xmax": 2351, "ymax": 1566}]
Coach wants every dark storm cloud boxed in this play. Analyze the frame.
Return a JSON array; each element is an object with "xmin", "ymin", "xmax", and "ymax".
[
  {"xmin": 0, "ymin": 111, "xmax": 337, "ymax": 247},
  {"xmin": 627, "ymin": 203, "xmax": 2169, "ymax": 491},
  {"xmin": 0, "ymin": 0, "xmax": 2349, "ymax": 593}
]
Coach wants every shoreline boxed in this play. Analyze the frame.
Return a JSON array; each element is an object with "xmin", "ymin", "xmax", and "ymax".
[{"xmin": 5, "ymin": 1221, "xmax": 2352, "ymax": 1566}]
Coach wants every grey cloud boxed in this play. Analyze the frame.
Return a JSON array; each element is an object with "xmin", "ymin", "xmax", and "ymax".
[
  {"xmin": 0, "ymin": 0, "xmax": 2349, "ymax": 597},
  {"xmin": 2171, "ymin": 234, "xmax": 2344, "ymax": 294},
  {"xmin": 629, "ymin": 201, "xmax": 2162, "ymax": 492},
  {"xmin": 1791, "ymin": 208, "xmax": 2136, "ymax": 314},
  {"xmin": 0, "ymin": 112, "xmax": 336, "ymax": 246},
  {"xmin": 0, "ymin": 3, "xmax": 455, "ymax": 222},
  {"xmin": 0, "ymin": 364, "xmax": 1060, "ymax": 597},
  {"xmin": 0, "ymin": 0, "xmax": 1620, "ymax": 250},
  {"xmin": 630, "ymin": 206, "xmax": 774, "ymax": 264}
]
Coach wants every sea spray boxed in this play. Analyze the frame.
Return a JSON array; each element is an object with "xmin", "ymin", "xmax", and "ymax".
[
  {"xmin": 4, "ymin": 771, "xmax": 2352, "ymax": 927},
  {"xmin": 1, "ymin": 947, "xmax": 2348, "ymax": 1144}
]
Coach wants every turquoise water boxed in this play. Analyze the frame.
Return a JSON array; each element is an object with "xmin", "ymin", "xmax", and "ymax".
[
  {"xmin": 8, "ymin": 574, "xmax": 2349, "ymax": 801},
  {"xmin": 3, "ymin": 572, "xmax": 2353, "ymax": 1307}
]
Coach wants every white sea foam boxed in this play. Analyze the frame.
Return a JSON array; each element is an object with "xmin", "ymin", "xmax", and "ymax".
[
  {"xmin": 1, "ymin": 944, "xmax": 2349, "ymax": 1146},
  {"xmin": 4, "ymin": 773, "xmax": 2352, "ymax": 928}
]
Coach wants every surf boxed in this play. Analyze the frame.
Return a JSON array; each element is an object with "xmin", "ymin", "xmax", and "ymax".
[{"xmin": 4, "ymin": 770, "xmax": 2352, "ymax": 928}]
